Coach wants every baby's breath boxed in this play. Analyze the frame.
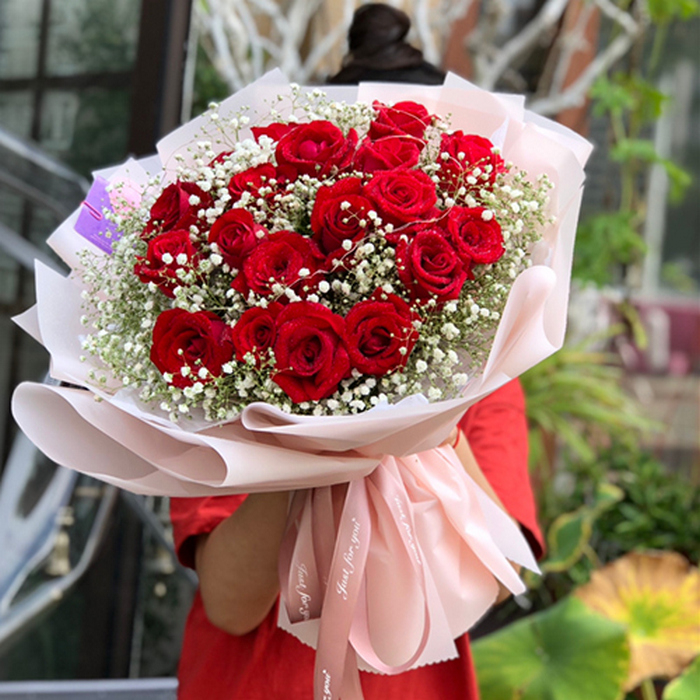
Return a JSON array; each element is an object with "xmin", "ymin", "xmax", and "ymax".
[{"xmin": 78, "ymin": 90, "xmax": 553, "ymax": 422}]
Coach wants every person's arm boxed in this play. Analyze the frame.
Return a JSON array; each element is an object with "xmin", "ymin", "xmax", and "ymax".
[{"xmin": 194, "ymin": 491, "xmax": 290, "ymax": 636}]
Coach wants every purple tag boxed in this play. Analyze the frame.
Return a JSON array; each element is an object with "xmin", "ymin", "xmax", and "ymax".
[{"xmin": 75, "ymin": 176, "xmax": 123, "ymax": 254}]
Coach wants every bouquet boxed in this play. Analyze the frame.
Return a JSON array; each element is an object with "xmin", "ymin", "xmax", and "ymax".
[
  {"xmin": 76, "ymin": 85, "xmax": 550, "ymax": 422},
  {"xmin": 12, "ymin": 71, "xmax": 591, "ymax": 700}
]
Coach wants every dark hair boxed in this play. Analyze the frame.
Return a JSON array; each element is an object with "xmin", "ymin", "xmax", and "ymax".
[
  {"xmin": 327, "ymin": 3, "xmax": 445, "ymax": 85},
  {"xmin": 348, "ymin": 3, "xmax": 411, "ymax": 54}
]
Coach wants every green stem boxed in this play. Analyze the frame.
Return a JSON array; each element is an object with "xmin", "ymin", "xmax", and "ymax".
[
  {"xmin": 611, "ymin": 112, "xmax": 627, "ymax": 146},
  {"xmin": 620, "ymin": 168, "xmax": 636, "ymax": 214},
  {"xmin": 640, "ymin": 678, "xmax": 657, "ymax": 700},
  {"xmin": 648, "ymin": 23, "xmax": 668, "ymax": 77}
]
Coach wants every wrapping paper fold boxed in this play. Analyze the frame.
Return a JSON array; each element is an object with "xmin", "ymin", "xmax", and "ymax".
[{"xmin": 11, "ymin": 70, "xmax": 591, "ymax": 699}]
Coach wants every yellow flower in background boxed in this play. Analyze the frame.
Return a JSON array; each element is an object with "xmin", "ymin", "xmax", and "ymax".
[{"xmin": 575, "ymin": 551, "xmax": 700, "ymax": 691}]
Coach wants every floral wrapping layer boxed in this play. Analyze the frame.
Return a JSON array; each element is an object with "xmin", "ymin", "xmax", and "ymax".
[{"xmin": 78, "ymin": 88, "xmax": 553, "ymax": 422}]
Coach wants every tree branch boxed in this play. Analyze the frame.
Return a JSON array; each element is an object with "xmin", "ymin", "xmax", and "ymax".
[
  {"xmin": 528, "ymin": 31, "xmax": 638, "ymax": 115},
  {"xmin": 527, "ymin": 0, "xmax": 645, "ymax": 115},
  {"xmin": 301, "ymin": 0, "xmax": 355, "ymax": 82},
  {"xmin": 232, "ymin": 0, "xmax": 266, "ymax": 82},
  {"xmin": 197, "ymin": 1, "xmax": 245, "ymax": 91},
  {"xmin": 547, "ymin": 3, "xmax": 595, "ymax": 98},
  {"xmin": 476, "ymin": 0, "xmax": 570, "ymax": 89}
]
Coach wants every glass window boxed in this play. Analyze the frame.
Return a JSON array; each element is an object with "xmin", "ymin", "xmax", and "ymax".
[
  {"xmin": 38, "ymin": 87, "xmax": 131, "ymax": 174},
  {"xmin": 0, "ymin": 0, "xmax": 43, "ymax": 79},
  {"xmin": 37, "ymin": 90, "xmax": 81, "ymax": 153},
  {"xmin": 0, "ymin": 92, "xmax": 34, "ymax": 139},
  {"xmin": 45, "ymin": 0, "xmax": 141, "ymax": 77}
]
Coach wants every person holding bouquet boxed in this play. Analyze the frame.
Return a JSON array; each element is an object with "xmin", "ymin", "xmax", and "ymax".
[
  {"xmin": 167, "ymin": 5, "xmax": 545, "ymax": 698},
  {"xmin": 12, "ymin": 3, "xmax": 590, "ymax": 698}
]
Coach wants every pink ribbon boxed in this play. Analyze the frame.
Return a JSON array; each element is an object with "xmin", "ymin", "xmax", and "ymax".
[
  {"xmin": 278, "ymin": 446, "xmax": 533, "ymax": 700},
  {"xmin": 349, "ymin": 460, "xmax": 431, "ymax": 674},
  {"xmin": 279, "ymin": 490, "xmax": 323, "ymax": 623}
]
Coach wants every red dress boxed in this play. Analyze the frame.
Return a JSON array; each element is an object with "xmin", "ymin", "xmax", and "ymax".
[{"xmin": 170, "ymin": 380, "xmax": 543, "ymax": 699}]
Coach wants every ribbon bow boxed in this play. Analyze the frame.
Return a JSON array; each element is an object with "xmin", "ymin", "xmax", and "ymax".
[{"xmin": 279, "ymin": 445, "xmax": 538, "ymax": 700}]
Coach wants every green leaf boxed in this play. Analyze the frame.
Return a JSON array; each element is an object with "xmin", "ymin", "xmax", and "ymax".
[
  {"xmin": 473, "ymin": 598, "xmax": 630, "ymax": 700},
  {"xmin": 648, "ymin": 0, "xmax": 700, "ymax": 22},
  {"xmin": 662, "ymin": 657, "xmax": 700, "ymax": 699},
  {"xmin": 551, "ymin": 420, "xmax": 597, "ymax": 463},
  {"xmin": 590, "ymin": 76, "xmax": 636, "ymax": 118},
  {"xmin": 622, "ymin": 76, "xmax": 668, "ymax": 123},
  {"xmin": 661, "ymin": 261, "xmax": 698, "ymax": 293},
  {"xmin": 611, "ymin": 139, "xmax": 660, "ymax": 165},
  {"xmin": 592, "ymin": 483, "xmax": 625, "ymax": 514},
  {"xmin": 573, "ymin": 212, "xmax": 646, "ymax": 286},
  {"xmin": 541, "ymin": 482, "xmax": 622, "ymax": 573},
  {"xmin": 660, "ymin": 159, "xmax": 693, "ymax": 202},
  {"xmin": 590, "ymin": 74, "xmax": 668, "ymax": 124},
  {"xmin": 543, "ymin": 510, "xmax": 593, "ymax": 572}
]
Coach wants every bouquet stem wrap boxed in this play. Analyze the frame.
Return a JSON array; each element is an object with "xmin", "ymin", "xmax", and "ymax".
[{"xmin": 11, "ymin": 70, "xmax": 592, "ymax": 698}]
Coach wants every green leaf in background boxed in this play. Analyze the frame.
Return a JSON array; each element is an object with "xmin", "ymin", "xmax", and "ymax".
[
  {"xmin": 521, "ymin": 338, "xmax": 658, "ymax": 476},
  {"xmin": 660, "ymin": 159, "xmax": 693, "ymax": 202},
  {"xmin": 592, "ymin": 483, "xmax": 626, "ymax": 514},
  {"xmin": 620, "ymin": 75, "xmax": 668, "ymax": 123},
  {"xmin": 611, "ymin": 138, "xmax": 660, "ymax": 165},
  {"xmin": 590, "ymin": 74, "xmax": 668, "ymax": 124},
  {"xmin": 573, "ymin": 212, "xmax": 647, "ymax": 286},
  {"xmin": 648, "ymin": 0, "xmax": 700, "ymax": 23},
  {"xmin": 590, "ymin": 76, "xmax": 637, "ymax": 119},
  {"xmin": 661, "ymin": 262, "xmax": 698, "ymax": 294},
  {"xmin": 543, "ymin": 510, "xmax": 592, "ymax": 573},
  {"xmin": 542, "ymin": 483, "xmax": 624, "ymax": 573},
  {"xmin": 662, "ymin": 656, "xmax": 700, "ymax": 700},
  {"xmin": 472, "ymin": 598, "xmax": 630, "ymax": 700},
  {"xmin": 591, "ymin": 449, "xmax": 700, "ymax": 564}
]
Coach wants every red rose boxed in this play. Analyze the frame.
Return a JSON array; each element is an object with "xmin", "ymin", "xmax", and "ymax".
[
  {"xmin": 447, "ymin": 206, "xmax": 505, "ymax": 267},
  {"xmin": 231, "ymin": 303, "xmax": 283, "ymax": 365},
  {"xmin": 365, "ymin": 169, "xmax": 438, "ymax": 226},
  {"xmin": 150, "ymin": 308, "xmax": 233, "ymax": 388},
  {"xmin": 251, "ymin": 122, "xmax": 296, "ymax": 143},
  {"xmin": 227, "ymin": 163, "xmax": 277, "ymax": 201},
  {"xmin": 227, "ymin": 163, "xmax": 298, "ymax": 206},
  {"xmin": 208, "ymin": 208, "xmax": 267, "ymax": 270},
  {"xmin": 272, "ymin": 301, "xmax": 350, "ymax": 402},
  {"xmin": 233, "ymin": 231, "xmax": 324, "ymax": 298},
  {"xmin": 369, "ymin": 101, "xmax": 432, "ymax": 141},
  {"xmin": 134, "ymin": 229, "xmax": 201, "ymax": 298},
  {"xmin": 276, "ymin": 121, "xmax": 358, "ymax": 178},
  {"xmin": 209, "ymin": 150, "xmax": 233, "ymax": 166},
  {"xmin": 396, "ymin": 229, "xmax": 467, "ymax": 303},
  {"xmin": 438, "ymin": 132, "xmax": 504, "ymax": 196},
  {"xmin": 274, "ymin": 164, "xmax": 298, "ymax": 188},
  {"xmin": 144, "ymin": 181, "xmax": 212, "ymax": 236},
  {"xmin": 310, "ymin": 177, "xmax": 373, "ymax": 260},
  {"xmin": 345, "ymin": 291, "xmax": 420, "ymax": 375},
  {"xmin": 352, "ymin": 136, "xmax": 421, "ymax": 174}
]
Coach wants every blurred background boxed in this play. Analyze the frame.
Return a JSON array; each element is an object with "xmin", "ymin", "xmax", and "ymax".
[{"xmin": 0, "ymin": 1, "xmax": 697, "ymax": 699}]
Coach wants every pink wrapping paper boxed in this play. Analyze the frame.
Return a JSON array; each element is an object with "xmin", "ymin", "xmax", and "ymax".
[{"xmin": 11, "ymin": 70, "xmax": 591, "ymax": 697}]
